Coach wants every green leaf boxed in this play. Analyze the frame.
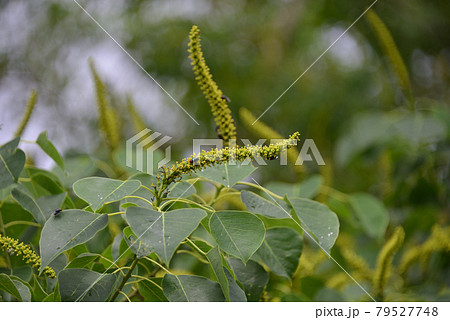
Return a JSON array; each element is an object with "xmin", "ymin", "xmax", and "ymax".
[
  {"xmin": 1, "ymin": 204, "xmax": 37, "ymax": 239},
  {"xmin": 287, "ymin": 197, "xmax": 339, "ymax": 252},
  {"xmin": 264, "ymin": 174, "xmax": 323, "ymax": 199},
  {"xmin": 257, "ymin": 215, "xmax": 303, "ymax": 234},
  {"xmin": 224, "ymin": 268, "xmax": 247, "ymax": 302},
  {"xmin": 48, "ymin": 249, "xmax": 69, "ymax": 276},
  {"xmin": 209, "ymin": 210, "xmax": 265, "ymax": 263},
  {"xmin": 297, "ymin": 175, "xmax": 324, "ymax": 199},
  {"xmin": 126, "ymin": 207, "xmax": 206, "ymax": 264},
  {"xmin": 11, "ymin": 187, "xmax": 47, "ymax": 225},
  {"xmin": 120, "ymin": 173, "xmax": 157, "ymax": 209},
  {"xmin": 52, "ymin": 155, "xmax": 96, "ymax": 188},
  {"xmin": 112, "ymin": 233, "xmax": 131, "ymax": 261},
  {"xmin": 22, "ymin": 168, "xmax": 63, "ymax": 198},
  {"xmin": 138, "ymin": 278, "xmax": 168, "ymax": 302},
  {"xmin": 32, "ymin": 275, "xmax": 48, "ymax": 302},
  {"xmin": 168, "ymin": 181, "xmax": 195, "ymax": 198},
  {"xmin": 128, "ymin": 172, "xmax": 158, "ymax": 188},
  {"xmin": 187, "ymin": 237, "xmax": 214, "ymax": 254},
  {"xmin": 31, "ymin": 173, "xmax": 65, "ymax": 194},
  {"xmin": 349, "ymin": 193, "xmax": 389, "ymax": 240},
  {"xmin": 123, "ymin": 226, "xmax": 152, "ymax": 258},
  {"xmin": 36, "ymin": 193, "xmax": 67, "ymax": 218},
  {"xmin": 73, "ymin": 177, "xmax": 141, "ymax": 212},
  {"xmin": 58, "ymin": 268, "xmax": 116, "ymax": 302},
  {"xmin": 42, "ymin": 292, "xmax": 56, "ymax": 302},
  {"xmin": 36, "ymin": 131, "xmax": 65, "ymax": 170},
  {"xmin": 11, "ymin": 189, "xmax": 66, "ymax": 226},
  {"xmin": 335, "ymin": 113, "xmax": 446, "ymax": 167},
  {"xmin": 206, "ymin": 246, "xmax": 231, "ymax": 301},
  {"xmin": 241, "ymin": 190, "xmax": 288, "ymax": 218},
  {"xmin": 40, "ymin": 209, "xmax": 108, "ymax": 271},
  {"xmin": 11, "ymin": 266, "xmax": 32, "ymax": 282},
  {"xmin": 228, "ymin": 258, "xmax": 269, "ymax": 302},
  {"xmin": 0, "ymin": 273, "xmax": 22, "ymax": 301},
  {"xmin": 197, "ymin": 161, "xmax": 256, "ymax": 187},
  {"xmin": 162, "ymin": 274, "xmax": 225, "ymax": 302},
  {"xmin": 0, "ymin": 137, "xmax": 26, "ymax": 189},
  {"xmin": 120, "ymin": 187, "xmax": 153, "ymax": 209},
  {"xmin": 115, "ymin": 235, "xmax": 134, "ymax": 262},
  {"xmin": 65, "ymin": 253, "xmax": 99, "ymax": 269},
  {"xmin": 9, "ymin": 275, "xmax": 33, "ymax": 302},
  {"xmin": 255, "ymin": 227, "xmax": 303, "ymax": 278}
]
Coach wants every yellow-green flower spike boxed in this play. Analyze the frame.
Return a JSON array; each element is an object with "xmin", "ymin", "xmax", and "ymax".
[
  {"xmin": 0, "ymin": 234, "xmax": 56, "ymax": 279},
  {"xmin": 373, "ymin": 226, "xmax": 405, "ymax": 301},
  {"xmin": 326, "ymin": 272, "xmax": 352, "ymax": 290},
  {"xmin": 188, "ymin": 25, "xmax": 237, "ymax": 145},
  {"xmin": 126, "ymin": 95, "xmax": 147, "ymax": 134},
  {"xmin": 239, "ymin": 107, "xmax": 305, "ymax": 175},
  {"xmin": 14, "ymin": 89, "xmax": 38, "ymax": 137},
  {"xmin": 159, "ymin": 131, "xmax": 300, "ymax": 188},
  {"xmin": 399, "ymin": 225, "xmax": 450, "ymax": 277},
  {"xmin": 340, "ymin": 247, "xmax": 372, "ymax": 282},
  {"xmin": 89, "ymin": 59, "xmax": 120, "ymax": 150},
  {"xmin": 366, "ymin": 10, "xmax": 413, "ymax": 106}
]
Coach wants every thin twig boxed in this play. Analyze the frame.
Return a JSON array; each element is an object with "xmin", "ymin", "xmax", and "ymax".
[{"xmin": 109, "ymin": 256, "xmax": 139, "ymax": 302}]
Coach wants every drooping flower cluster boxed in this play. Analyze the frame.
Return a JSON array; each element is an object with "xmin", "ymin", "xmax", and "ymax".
[
  {"xmin": 399, "ymin": 224, "xmax": 450, "ymax": 277},
  {"xmin": 14, "ymin": 89, "xmax": 37, "ymax": 138},
  {"xmin": 188, "ymin": 25, "xmax": 237, "ymax": 145},
  {"xmin": 89, "ymin": 59, "xmax": 120, "ymax": 150},
  {"xmin": 373, "ymin": 226, "xmax": 405, "ymax": 300},
  {"xmin": 0, "ymin": 234, "xmax": 56, "ymax": 279}
]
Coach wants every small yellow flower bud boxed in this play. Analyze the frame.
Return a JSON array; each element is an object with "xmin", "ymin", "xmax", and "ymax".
[{"xmin": 0, "ymin": 234, "xmax": 56, "ymax": 279}]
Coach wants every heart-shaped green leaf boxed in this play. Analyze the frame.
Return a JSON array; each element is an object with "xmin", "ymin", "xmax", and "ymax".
[
  {"xmin": 40, "ymin": 209, "xmax": 108, "ymax": 271},
  {"xmin": 287, "ymin": 197, "xmax": 339, "ymax": 252},
  {"xmin": 58, "ymin": 268, "xmax": 116, "ymax": 302},
  {"xmin": 126, "ymin": 207, "xmax": 206, "ymax": 264},
  {"xmin": 209, "ymin": 210, "xmax": 265, "ymax": 263},
  {"xmin": 73, "ymin": 177, "xmax": 141, "ymax": 212},
  {"xmin": 162, "ymin": 274, "xmax": 225, "ymax": 302},
  {"xmin": 255, "ymin": 227, "xmax": 303, "ymax": 278}
]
